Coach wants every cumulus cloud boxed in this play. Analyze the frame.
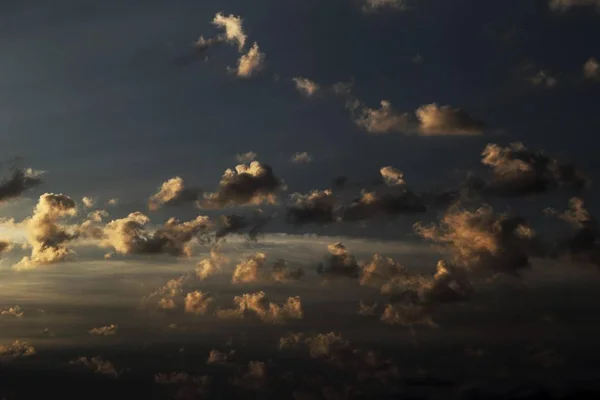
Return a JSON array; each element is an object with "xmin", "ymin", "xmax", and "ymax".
[
  {"xmin": 206, "ymin": 349, "xmax": 235, "ymax": 364},
  {"xmin": 287, "ymin": 189, "xmax": 337, "ymax": 226},
  {"xmin": 546, "ymin": 197, "xmax": 600, "ymax": 265},
  {"xmin": 355, "ymin": 100, "xmax": 409, "ymax": 134},
  {"xmin": 380, "ymin": 304, "xmax": 437, "ymax": 327},
  {"xmin": 184, "ymin": 291, "xmax": 215, "ymax": 315},
  {"xmin": 0, "ymin": 305, "xmax": 24, "ymax": 318},
  {"xmin": 199, "ymin": 161, "xmax": 281, "ymax": 209},
  {"xmin": 480, "ymin": 142, "xmax": 588, "ymax": 197},
  {"xmin": 145, "ymin": 275, "xmax": 190, "ymax": 310},
  {"xmin": 341, "ymin": 187, "xmax": 426, "ymax": 221},
  {"xmin": 0, "ymin": 167, "xmax": 43, "ymax": 203},
  {"xmin": 529, "ymin": 70, "xmax": 558, "ymax": 88},
  {"xmin": 235, "ymin": 42, "xmax": 265, "ymax": 77},
  {"xmin": 549, "ymin": 0, "xmax": 600, "ymax": 11},
  {"xmin": 214, "ymin": 212, "xmax": 268, "ymax": 242},
  {"xmin": 148, "ymin": 177, "xmax": 202, "ymax": 211},
  {"xmin": 0, "ymin": 340, "xmax": 36, "ymax": 361},
  {"xmin": 355, "ymin": 101, "xmax": 484, "ymax": 136},
  {"xmin": 70, "ymin": 356, "xmax": 119, "ymax": 377},
  {"xmin": 194, "ymin": 35, "xmax": 225, "ymax": 52},
  {"xmin": 82, "ymin": 196, "xmax": 94, "ymax": 208},
  {"xmin": 270, "ymin": 258, "xmax": 304, "ymax": 282},
  {"xmin": 0, "ymin": 240, "xmax": 12, "ymax": 254},
  {"xmin": 379, "ymin": 167, "xmax": 405, "ymax": 186},
  {"xmin": 415, "ymin": 204, "xmax": 539, "ymax": 276},
  {"xmin": 232, "ymin": 252, "xmax": 267, "ymax": 283},
  {"xmin": 232, "ymin": 361, "xmax": 268, "ymax": 390},
  {"xmin": 280, "ymin": 332, "xmax": 350, "ymax": 359},
  {"xmin": 236, "ymin": 151, "xmax": 257, "ymax": 163},
  {"xmin": 101, "ymin": 213, "xmax": 211, "ymax": 257},
  {"xmin": 415, "ymin": 103, "xmax": 484, "ymax": 136},
  {"xmin": 293, "ymin": 77, "xmax": 320, "ymax": 96},
  {"xmin": 212, "ymin": 12, "xmax": 247, "ymax": 51},
  {"xmin": 216, "ymin": 291, "xmax": 303, "ymax": 323},
  {"xmin": 88, "ymin": 324, "xmax": 118, "ymax": 336},
  {"xmin": 358, "ymin": 301, "xmax": 378, "ymax": 316},
  {"xmin": 583, "ymin": 57, "xmax": 600, "ymax": 79},
  {"xmin": 196, "ymin": 246, "xmax": 226, "ymax": 280},
  {"xmin": 317, "ymin": 242, "xmax": 360, "ymax": 280},
  {"xmin": 14, "ymin": 193, "xmax": 78, "ymax": 270},
  {"xmin": 291, "ymin": 152, "xmax": 312, "ymax": 164}
]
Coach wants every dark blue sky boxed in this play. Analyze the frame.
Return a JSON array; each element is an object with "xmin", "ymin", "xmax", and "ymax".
[{"xmin": 1, "ymin": 0, "xmax": 598, "ymax": 212}]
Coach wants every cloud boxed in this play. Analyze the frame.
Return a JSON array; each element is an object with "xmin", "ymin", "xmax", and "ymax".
[
  {"xmin": 232, "ymin": 361, "xmax": 268, "ymax": 390},
  {"xmin": 279, "ymin": 332, "xmax": 350, "ymax": 359},
  {"xmin": 0, "ymin": 305, "xmax": 24, "ymax": 317},
  {"xmin": 270, "ymin": 258, "xmax": 304, "ymax": 282},
  {"xmin": 199, "ymin": 161, "xmax": 281, "ymax": 209},
  {"xmin": 379, "ymin": 167, "xmax": 405, "ymax": 186},
  {"xmin": 358, "ymin": 301, "xmax": 378, "ymax": 316},
  {"xmin": 194, "ymin": 35, "xmax": 226, "ymax": 52},
  {"xmin": 0, "ymin": 167, "xmax": 43, "ymax": 203},
  {"xmin": 355, "ymin": 100, "xmax": 409, "ymax": 134},
  {"xmin": 529, "ymin": 70, "xmax": 558, "ymax": 88},
  {"xmin": 184, "ymin": 291, "xmax": 215, "ymax": 315},
  {"xmin": 107, "ymin": 198, "xmax": 119, "ymax": 206},
  {"xmin": 148, "ymin": 177, "xmax": 202, "ymax": 211},
  {"xmin": 216, "ymin": 291, "xmax": 303, "ymax": 323},
  {"xmin": 583, "ymin": 57, "xmax": 600, "ymax": 79},
  {"xmin": 235, "ymin": 42, "xmax": 265, "ymax": 77},
  {"xmin": 70, "ymin": 356, "xmax": 119, "ymax": 377},
  {"xmin": 0, "ymin": 340, "xmax": 36, "ymax": 361},
  {"xmin": 286, "ymin": 189, "xmax": 337, "ymax": 226},
  {"xmin": 293, "ymin": 77, "xmax": 320, "ymax": 96},
  {"xmin": 317, "ymin": 242, "xmax": 361, "ymax": 280},
  {"xmin": 0, "ymin": 240, "xmax": 12, "ymax": 253},
  {"xmin": 546, "ymin": 197, "xmax": 600, "ymax": 265},
  {"xmin": 415, "ymin": 103, "xmax": 484, "ymax": 136},
  {"xmin": 236, "ymin": 151, "xmax": 257, "ymax": 163},
  {"xmin": 415, "ymin": 204, "xmax": 539, "ymax": 276},
  {"xmin": 212, "ymin": 12, "xmax": 247, "ymax": 51},
  {"xmin": 232, "ymin": 252, "xmax": 267, "ymax": 283},
  {"xmin": 13, "ymin": 193, "xmax": 78, "ymax": 270},
  {"xmin": 355, "ymin": 101, "xmax": 483, "ymax": 136},
  {"xmin": 380, "ymin": 304, "xmax": 437, "ymax": 327},
  {"xmin": 341, "ymin": 187, "xmax": 426, "ymax": 221},
  {"xmin": 363, "ymin": 0, "xmax": 410, "ymax": 12},
  {"xmin": 549, "ymin": 0, "xmax": 600, "ymax": 11},
  {"xmin": 480, "ymin": 142, "xmax": 588, "ymax": 197},
  {"xmin": 206, "ymin": 349, "xmax": 235, "ymax": 364},
  {"xmin": 88, "ymin": 324, "xmax": 118, "ymax": 336},
  {"xmin": 145, "ymin": 275, "xmax": 190, "ymax": 310},
  {"xmin": 196, "ymin": 246, "xmax": 226, "ymax": 280},
  {"xmin": 82, "ymin": 197, "xmax": 94, "ymax": 208},
  {"xmin": 291, "ymin": 152, "xmax": 312, "ymax": 164},
  {"xmin": 214, "ymin": 213, "xmax": 268, "ymax": 242},
  {"xmin": 101, "ymin": 213, "xmax": 211, "ymax": 257}
]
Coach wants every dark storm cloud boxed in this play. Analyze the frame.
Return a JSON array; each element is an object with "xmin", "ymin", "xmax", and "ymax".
[{"xmin": 0, "ymin": 167, "xmax": 43, "ymax": 202}]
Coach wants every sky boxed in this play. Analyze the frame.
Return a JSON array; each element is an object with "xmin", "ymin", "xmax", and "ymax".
[{"xmin": 1, "ymin": 0, "xmax": 600, "ymax": 399}]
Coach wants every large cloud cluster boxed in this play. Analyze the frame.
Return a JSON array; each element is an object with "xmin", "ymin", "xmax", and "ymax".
[
  {"xmin": 101, "ymin": 213, "xmax": 211, "ymax": 257},
  {"xmin": 232, "ymin": 252, "xmax": 303, "ymax": 283},
  {"xmin": 199, "ymin": 161, "xmax": 281, "ymax": 209}
]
